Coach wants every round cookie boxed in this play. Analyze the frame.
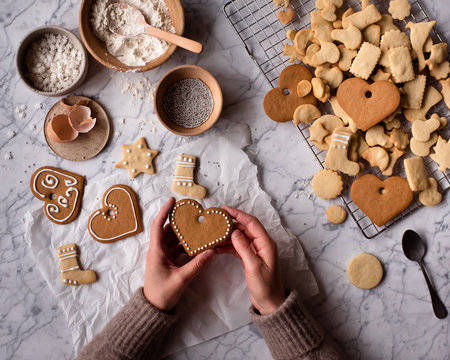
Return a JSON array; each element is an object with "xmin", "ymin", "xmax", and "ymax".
[
  {"xmin": 311, "ymin": 169, "xmax": 343, "ymax": 199},
  {"xmin": 326, "ymin": 205, "xmax": 347, "ymax": 224},
  {"xmin": 347, "ymin": 253, "xmax": 383, "ymax": 289}
]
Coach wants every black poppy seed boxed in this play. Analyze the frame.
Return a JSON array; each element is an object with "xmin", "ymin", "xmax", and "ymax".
[{"xmin": 163, "ymin": 78, "xmax": 214, "ymax": 129}]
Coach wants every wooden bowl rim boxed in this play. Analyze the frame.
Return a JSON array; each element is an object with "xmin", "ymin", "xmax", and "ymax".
[
  {"xmin": 78, "ymin": 0, "xmax": 185, "ymax": 72},
  {"xmin": 154, "ymin": 64, "xmax": 223, "ymax": 136}
]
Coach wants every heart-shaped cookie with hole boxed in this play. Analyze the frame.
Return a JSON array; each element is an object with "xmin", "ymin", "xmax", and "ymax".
[
  {"xmin": 350, "ymin": 174, "xmax": 413, "ymax": 227},
  {"xmin": 263, "ymin": 64, "xmax": 316, "ymax": 122},
  {"xmin": 170, "ymin": 199, "xmax": 233, "ymax": 256},
  {"xmin": 30, "ymin": 166, "xmax": 84, "ymax": 225},
  {"xmin": 337, "ymin": 78, "xmax": 400, "ymax": 131},
  {"xmin": 88, "ymin": 184, "xmax": 142, "ymax": 243}
]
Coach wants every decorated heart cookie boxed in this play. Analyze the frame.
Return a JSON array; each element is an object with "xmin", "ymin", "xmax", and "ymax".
[
  {"xmin": 350, "ymin": 174, "xmax": 413, "ymax": 227},
  {"xmin": 336, "ymin": 78, "xmax": 400, "ymax": 131},
  {"xmin": 263, "ymin": 64, "xmax": 316, "ymax": 122},
  {"xmin": 30, "ymin": 166, "xmax": 84, "ymax": 225},
  {"xmin": 88, "ymin": 185, "xmax": 142, "ymax": 243},
  {"xmin": 170, "ymin": 199, "xmax": 232, "ymax": 256}
]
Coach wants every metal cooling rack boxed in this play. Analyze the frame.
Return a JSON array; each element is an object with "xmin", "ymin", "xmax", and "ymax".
[{"xmin": 224, "ymin": 0, "xmax": 450, "ymax": 238}]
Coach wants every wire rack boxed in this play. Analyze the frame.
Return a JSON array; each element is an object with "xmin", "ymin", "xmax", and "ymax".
[{"xmin": 224, "ymin": 0, "xmax": 450, "ymax": 238}]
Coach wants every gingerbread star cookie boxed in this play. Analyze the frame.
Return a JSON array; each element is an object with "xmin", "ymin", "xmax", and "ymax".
[{"xmin": 116, "ymin": 137, "xmax": 159, "ymax": 178}]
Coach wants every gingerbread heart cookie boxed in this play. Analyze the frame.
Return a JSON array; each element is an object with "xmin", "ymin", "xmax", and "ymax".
[
  {"xmin": 263, "ymin": 64, "xmax": 316, "ymax": 122},
  {"xmin": 170, "ymin": 199, "xmax": 232, "ymax": 256},
  {"xmin": 88, "ymin": 185, "xmax": 142, "ymax": 243},
  {"xmin": 337, "ymin": 78, "xmax": 400, "ymax": 131},
  {"xmin": 350, "ymin": 174, "xmax": 413, "ymax": 227},
  {"xmin": 30, "ymin": 166, "xmax": 84, "ymax": 225}
]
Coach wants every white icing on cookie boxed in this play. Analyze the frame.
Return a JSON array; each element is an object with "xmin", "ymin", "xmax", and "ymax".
[{"xmin": 88, "ymin": 186, "xmax": 139, "ymax": 242}]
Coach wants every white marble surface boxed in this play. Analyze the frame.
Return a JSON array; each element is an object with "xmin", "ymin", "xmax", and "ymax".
[{"xmin": 1, "ymin": 0, "xmax": 449, "ymax": 359}]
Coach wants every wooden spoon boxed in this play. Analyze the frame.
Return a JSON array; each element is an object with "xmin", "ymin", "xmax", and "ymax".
[{"xmin": 106, "ymin": 3, "xmax": 202, "ymax": 54}]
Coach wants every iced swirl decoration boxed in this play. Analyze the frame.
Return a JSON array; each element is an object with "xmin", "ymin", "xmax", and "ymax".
[
  {"xmin": 41, "ymin": 174, "xmax": 59, "ymax": 189},
  {"xmin": 32, "ymin": 168, "xmax": 81, "ymax": 222}
]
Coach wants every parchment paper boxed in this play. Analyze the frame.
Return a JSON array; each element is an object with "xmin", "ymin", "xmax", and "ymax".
[{"xmin": 24, "ymin": 124, "xmax": 318, "ymax": 356}]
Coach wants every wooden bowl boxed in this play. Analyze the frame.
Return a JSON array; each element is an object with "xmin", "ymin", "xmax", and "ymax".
[
  {"xmin": 16, "ymin": 25, "xmax": 88, "ymax": 97},
  {"xmin": 79, "ymin": 0, "xmax": 184, "ymax": 72},
  {"xmin": 154, "ymin": 65, "xmax": 223, "ymax": 136}
]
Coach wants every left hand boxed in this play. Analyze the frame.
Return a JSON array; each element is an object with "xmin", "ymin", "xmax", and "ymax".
[{"xmin": 143, "ymin": 197, "xmax": 216, "ymax": 312}]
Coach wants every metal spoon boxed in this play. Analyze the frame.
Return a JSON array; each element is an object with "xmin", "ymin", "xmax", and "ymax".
[
  {"xmin": 402, "ymin": 229, "xmax": 448, "ymax": 319},
  {"xmin": 106, "ymin": 3, "xmax": 202, "ymax": 54}
]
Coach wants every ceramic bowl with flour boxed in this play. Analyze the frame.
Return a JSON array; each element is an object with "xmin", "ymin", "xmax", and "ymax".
[{"xmin": 79, "ymin": 0, "xmax": 184, "ymax": 72}]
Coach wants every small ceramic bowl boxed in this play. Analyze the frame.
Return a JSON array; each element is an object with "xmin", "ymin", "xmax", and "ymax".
[
  {"xmin": 79, "ymin": 0, "xmax": 185, "ymax": 72},
  {"xmin": 16, "ymin": 25, "xmax": 88, "ymax": 97},
  {"xmin": 154, "ymin": 65, "xmax": 223, "ymax": 136}
]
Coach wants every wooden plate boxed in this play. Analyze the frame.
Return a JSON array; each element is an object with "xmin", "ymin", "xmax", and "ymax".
[{"xmin": 44, "ymin": 96, "xmax": 110, "ymax": 161}]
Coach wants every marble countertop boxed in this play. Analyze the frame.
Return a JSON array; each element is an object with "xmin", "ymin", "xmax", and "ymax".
[{"xmin": 1, "ymin": 0, "xmax": 449, "ymax": 359}]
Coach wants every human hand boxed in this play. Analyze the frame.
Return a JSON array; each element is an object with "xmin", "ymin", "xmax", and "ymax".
[
  {"xmin": 218, "ymin": 206, "xmax": 285, "ymax": 315},
  {"xmin": 143, "ymin": 197, "xmax": 215, "ymax": 312}
]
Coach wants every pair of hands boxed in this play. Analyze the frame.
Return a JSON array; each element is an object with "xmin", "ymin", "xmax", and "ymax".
[{"xmin": 144, "ymin": 197, "xmax": 285, "ymax": 315}]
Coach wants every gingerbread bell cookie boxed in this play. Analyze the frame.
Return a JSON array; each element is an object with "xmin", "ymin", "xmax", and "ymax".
[
  {"xmin": 57, "ymin": 243, "xmax": 96, "ymax": 286},
  {"xmin": 170, "ymin": 199, "xmax": 232, "ymax": 256},
  {"xmin": 350, "ymin": 174, "xmax": 413, "ymax": 227},
  {"xmin": 263, "ymin": 64, "xmax": 317, "ymax": 122},
  {"xmin": 30, "ymin": 166, "xmax": 84, "ymax": 225},
  {"xmin": 88, "ymin": 185, "xmax": 142, "ymax": 243}
]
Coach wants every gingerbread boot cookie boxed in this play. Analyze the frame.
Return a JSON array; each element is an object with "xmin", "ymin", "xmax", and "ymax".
[
  {"xmin": 57, "ymin": 243, "xmax": 96, "ymax": 286},
  {"xmin": 172, "ymin": 154, "xmax": 206, "ymax": 199},
  {"xmin": 324, "ymin": 129, "xmax": 360, "ymax": 176}
]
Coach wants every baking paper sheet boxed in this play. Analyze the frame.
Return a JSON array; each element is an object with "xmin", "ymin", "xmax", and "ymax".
[{"xmin": 24, "ymin": 123, "xmax": 318, "ymax": 356}]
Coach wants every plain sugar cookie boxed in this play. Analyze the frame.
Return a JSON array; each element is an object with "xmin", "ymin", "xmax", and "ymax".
[
  {"xmin": 326, "ymin": 205, "xmax": 347, "ymax": 224},
  {"xmin": 347, "ymin": 253, "xmax": 383, "ymax": 289},
  {"xmin": 311, "ymin": 169, "xmax": 344, "ymax": 199}
]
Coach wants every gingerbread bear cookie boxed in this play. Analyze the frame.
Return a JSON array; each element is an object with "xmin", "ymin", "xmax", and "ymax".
[
  {"xmin": 88, "ymin": 185, "xmax": 143, "ymax": 243},
  {"xmin": 30, "ymin": 166, "xmax": 84, "ymax": 225},
  {"xmin": 263, "ymin": 65, "xmax": 317, "ymax": 122},
  {"xmin": 57, "ymin": 243, "xmax": 96, "ymax": 286},
  {"xmin": 170, "ymin": 199, "xmax": 232, "ymax": 256}
]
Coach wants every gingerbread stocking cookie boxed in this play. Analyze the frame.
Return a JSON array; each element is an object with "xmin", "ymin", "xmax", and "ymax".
[
  {"xmin": 172, "ymin": 154, "xmax": 206, "ymax": 199},
  {"xmin": 57, "ymin": 243, "xmax": 96, "ymax": 286},
  {"xmin": 324, "ymin": 129, "xmax": 360, "ymax": 176}
]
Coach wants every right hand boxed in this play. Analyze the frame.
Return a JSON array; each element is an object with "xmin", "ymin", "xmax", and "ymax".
[{"xmin": 219, "ymin": 206, "xmax": 285, "ymax": 315}]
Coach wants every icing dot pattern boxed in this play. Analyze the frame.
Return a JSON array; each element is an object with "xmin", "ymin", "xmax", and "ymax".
[{"xmin": 170, "ymin": 199, "xmax": 233, "ymax": 256}]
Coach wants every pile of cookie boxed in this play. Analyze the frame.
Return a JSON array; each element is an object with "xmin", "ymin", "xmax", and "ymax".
[
  {"xmin": 30, "ymin": 141, "xmax": 232, "ymax": 286},
  {"xmin": 265, "ymin": 0, "xmax": 450, "ymax": 227}
]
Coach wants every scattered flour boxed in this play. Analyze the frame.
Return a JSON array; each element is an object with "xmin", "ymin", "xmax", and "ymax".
[
  {"xmin": 120, "ymin": 75, "xmax": 155, "ymax": 105},
  {"xmin": 7, "ymin": 130, "xmax": 16, "ymax": 138},
  {"xmin": 90, "ymin": 0, "xmax": 175, "ymax": 66},
  {"xmin": 29, "ymin": 123, "xmax": 37, "ymax": 131},
  {"xmin": 4, "ymin": 152, "xmax": 13, "ymax": 160},
  {"xmin": 24, "ymin": 33, "xmax": 82, "ymax": 92}
]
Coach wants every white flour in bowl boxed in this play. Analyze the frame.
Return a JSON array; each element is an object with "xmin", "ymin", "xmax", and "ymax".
[{"xmin": 90, "ymin": 0, "xmax": 175, "ymax": 66}]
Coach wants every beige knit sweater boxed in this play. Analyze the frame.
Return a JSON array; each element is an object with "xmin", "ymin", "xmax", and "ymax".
[{"xmin": 77, "ymin": 288, "xmax": 343, "ymax": 360}]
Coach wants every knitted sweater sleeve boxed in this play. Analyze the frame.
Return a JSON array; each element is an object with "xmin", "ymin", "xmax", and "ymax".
[
  {"xmin": 77, "ymin": 287, "xmax": 177, "ymax": 360},
  {"xmin": 250, "ymin": 290, "xmax": 344, "ymax": 360}
]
